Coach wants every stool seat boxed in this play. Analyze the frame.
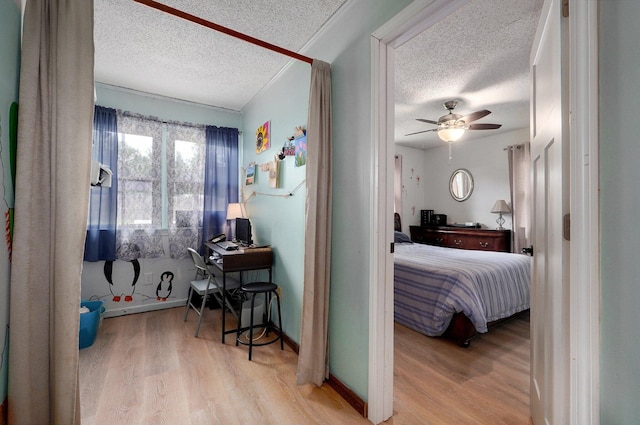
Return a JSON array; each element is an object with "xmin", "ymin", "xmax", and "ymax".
[
  {"xmin": 236, "ymin": 281, "xmax": 284, "ymax": 360},
  {"xmin": 241, "ymin": 282, "xmax": 278, "ymax": 293}
]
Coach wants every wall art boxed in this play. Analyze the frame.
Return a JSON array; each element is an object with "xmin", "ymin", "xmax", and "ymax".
[{"xmin": 256, "ymin": 121, "xmax": 270, "ymax": 154}]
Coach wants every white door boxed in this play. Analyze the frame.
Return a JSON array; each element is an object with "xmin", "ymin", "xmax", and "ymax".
[{"xmin": 529, "ymin": 0, "xmax": 569, "ymax": 423}]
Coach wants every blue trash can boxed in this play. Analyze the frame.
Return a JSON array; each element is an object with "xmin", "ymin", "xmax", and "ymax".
[{"xmin": 79, "ymin": 300, "xmax": 104, "ymax": 349}]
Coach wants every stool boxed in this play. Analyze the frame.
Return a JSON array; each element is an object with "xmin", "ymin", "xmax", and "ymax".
[{"xmin": 235, "ymin": 281, "xmax": 283, "ymax": 360}]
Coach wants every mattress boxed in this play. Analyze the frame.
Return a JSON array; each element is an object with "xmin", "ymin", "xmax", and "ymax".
[{"xmin": 394, "ymin": 242, "xmax": 530, "ymax": 336}]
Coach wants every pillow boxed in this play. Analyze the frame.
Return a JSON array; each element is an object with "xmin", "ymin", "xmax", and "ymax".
[{"xmin": 394, "ymin": 231, "xmax": 413, "ymax": 244}]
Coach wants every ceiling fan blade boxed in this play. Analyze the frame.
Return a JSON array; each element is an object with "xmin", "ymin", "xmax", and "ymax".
[
  {"xmin": 416, "ymin": 118, "xmax": 438, "ymax": 125},
  {"xmin": 404, "ymin": 128, "xmax": 437, "ymax": 136},
  {"xmin": 467, "ymin": 123, "xmax": 502, "ymax": 130},
  {"xmin": 461, "ymin": 109, "xmax": 491, "ymax": 124}
]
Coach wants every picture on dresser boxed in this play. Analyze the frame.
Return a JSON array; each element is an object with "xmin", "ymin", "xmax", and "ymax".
[
  {"xmin": 431, "ymin": 214, "xmax": 447, "ymax": 226},
  {"xmin": 420, "ymin": 209, "xmax": 433, "ymax": 227}
]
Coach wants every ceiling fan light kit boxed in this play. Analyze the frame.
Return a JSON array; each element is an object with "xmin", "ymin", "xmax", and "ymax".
[
  {"xmin": 437, "ymin": 124, "xmax": 465, "ymax": 142},
  {"xmin": 407, "ymin": 100, "xmax": 502, "ymax": 143},
  {"xmin": 435, "ymin": 101, "xmax": 464, "ymax": 142}
]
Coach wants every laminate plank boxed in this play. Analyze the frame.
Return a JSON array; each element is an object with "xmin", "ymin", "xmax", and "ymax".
[
  {"xmin": 143, "ymin": 369, "xmax": 190, "ymax": 424},
  {"xmin": 143, "ymin": 309, "xmax": 180, "ymax": 378},
  {"xmin": 92, "ymin": 312, "xmax": 147, "ymax": 425},
  {"xmin": 78, "ymin": 317, "xmax": 117, "ymax": 423},
  {"xmin": 80, "ymin": 307, "xmax": 530, "ymax": 424},
  {"xmin": 390, "ymin": 311, "xmax": 531, "ymax": 425}
]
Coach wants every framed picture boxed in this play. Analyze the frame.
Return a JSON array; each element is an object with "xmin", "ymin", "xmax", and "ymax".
[
  {"xmin": 294, "ymin": 133, "xmax": 307, "ymax": 167},
  {"xmin": 245, "ymin": 164, "xmax": 255, "ymax": 185},
  {"xmin": 283, "ymin": 139, "xmax": 295, "ymax": 156},
  {"xmin": 256, "ymin": 121, "xmax": 270, "ymax": 154},
  {"xmin": 268, "ymin": 160, "xmax": 279, "ymax": 188}
]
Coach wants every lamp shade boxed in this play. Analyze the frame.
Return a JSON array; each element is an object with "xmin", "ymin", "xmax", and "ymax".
[
  {"xmin": 491, "ymin": 199, "xmax": 511, "ymax": 214},
  {"xmin": 226, "ymin": 203, "xmax": 246, "ymax": 220},
  {"xmin": 437, "ymin": 126, "xmax": 465, "ymax": 142}
]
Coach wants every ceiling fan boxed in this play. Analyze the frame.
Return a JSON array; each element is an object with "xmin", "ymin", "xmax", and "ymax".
[{"xmin": 405, "ymin": 100, "xmax": 502, "ymax": 142}]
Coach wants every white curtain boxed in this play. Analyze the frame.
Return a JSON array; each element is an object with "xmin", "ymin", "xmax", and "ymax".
[
  {"xmin": 115, "ymin": 112, "xmax": 207, "ymax": 260},
  {"xmin": 8, "ymin": 1, "xmax": 94, "ymax": 423},
  {"xmin": 507, "ymin": 143, "xmax": 531, "ymax": 253},
  {"xmin": 296, "ymin": 60, "xmax": 332, "ymax": 386},
  {"xmin": 115, "ymin": 112, "xmax": 165, "ymax": 259}
]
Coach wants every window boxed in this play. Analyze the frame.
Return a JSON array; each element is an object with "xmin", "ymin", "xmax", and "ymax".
[
  {"xmin": 167, "ymin": 125, "xmax": 205, "ymax": 230},
  {"xmin": 84, "ymin": 107, "xmax": 239, "ymax": 262},
  {"xmin": 166, "ymin": 123, "xmax": 205, "ymax": 257},
  {"xmin": 118, "ymin": 133, "xmax": 156, "ymax": 226},
  {"xmin": 115, "ymin": 112, "xmax": 205, "ymax": 260}
]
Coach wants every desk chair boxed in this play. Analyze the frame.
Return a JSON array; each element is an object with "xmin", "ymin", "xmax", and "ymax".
[{"xmin": 184, "ymin": 247, "xmax": 240, "ymax": 337}]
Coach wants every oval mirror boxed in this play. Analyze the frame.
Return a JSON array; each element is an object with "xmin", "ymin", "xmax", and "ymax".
[{"xmin": 449, "ymin": 168, "xmax": 474, "ymax": 202}]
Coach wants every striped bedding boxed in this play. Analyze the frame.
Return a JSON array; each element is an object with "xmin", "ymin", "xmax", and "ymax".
[{"xmin": 394, "ymin": 242, "xmax": 530, "ymax": 337}]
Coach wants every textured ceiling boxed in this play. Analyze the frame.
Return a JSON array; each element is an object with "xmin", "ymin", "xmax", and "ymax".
[
  {"xmin": 94, "ymin": 0, "xmax": 542, "ymax": 150},
  {"xmin": 94, "ymin": 0, "xmax": 347, "ymax": 111},
  {"xmin": 395, "ymin": 0, "xmax": 543, "ymax": 149}
]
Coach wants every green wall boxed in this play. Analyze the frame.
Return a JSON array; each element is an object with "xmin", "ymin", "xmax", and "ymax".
[
  {"xmin": 94, "ymin": 83, "xmax": 242, "ymax": 128},
  {"xmin": 241, "ymin": 60, "xmax": 310, "ymax": 347},
  {"xmin": 599, "ymin": 1, "xmax": 640, "ymax": 423},
  {"xmin": 313, "ymin": 0, "xmax": 412, "ymax": 400},
  {"xmin": 0, "ymin": 0, "xmax": 20, "ymax": 407},
  {"xmin": 241, "ymin": 0, "xmax": 412, "ymax": 400}
]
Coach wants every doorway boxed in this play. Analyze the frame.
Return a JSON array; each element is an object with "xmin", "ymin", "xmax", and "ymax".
[{"xmin": 367, "ymin": 1, "xmax": 600, "ymax": 424}]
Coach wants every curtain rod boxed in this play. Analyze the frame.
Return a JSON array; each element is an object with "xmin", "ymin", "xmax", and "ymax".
[
  {"xmin": 116, "ymin": 109, "xmax": 242, "ymax": 134},
  {"xmin": 132, "ymin": 0, "xmax": 314, "ymax": 65}
]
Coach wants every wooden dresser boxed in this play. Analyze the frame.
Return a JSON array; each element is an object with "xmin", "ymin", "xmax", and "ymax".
[{"xmin": 409, "ymin": 225, "xmax": 511, "ymax": 253}]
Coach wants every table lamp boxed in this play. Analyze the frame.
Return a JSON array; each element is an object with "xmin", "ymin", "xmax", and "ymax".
[
  {"xmin": 226, "ymin": 202, "xmax": 246, "ymax": 240},
  {"xmin": 226, "ymin": 203, "xmax": 246, "ymax": 220},
  {"xmin": 491, "ymin": 199, "xmax": 511, "ymax": 230}
]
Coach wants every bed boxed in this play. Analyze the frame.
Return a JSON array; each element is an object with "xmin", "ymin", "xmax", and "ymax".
[{"xmin": 393, "ymin": 216, "xmax": 530, "ymax": 346}]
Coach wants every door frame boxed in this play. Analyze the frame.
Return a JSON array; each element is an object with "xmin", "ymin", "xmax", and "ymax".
[{"xmin": 368, "ymin": 1, "xmax": 600, "ymax": 424}]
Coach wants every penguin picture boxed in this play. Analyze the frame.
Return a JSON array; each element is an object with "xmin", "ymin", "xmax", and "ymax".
[
  {"xmin": 104, "ymin": 259, "xmax": 140, "ymax": 302},
  {"xmin": 156, "ymin": 271, "xmax": 174, "ymax": 301}
]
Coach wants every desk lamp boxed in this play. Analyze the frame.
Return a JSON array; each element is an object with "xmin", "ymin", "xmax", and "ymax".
[{"xmin": 226, "ymin": 203, "xmax": 246, "ymax": 240}]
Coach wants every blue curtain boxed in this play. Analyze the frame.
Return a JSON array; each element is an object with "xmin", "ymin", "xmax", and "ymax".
[
  {"xmin": 201, "ymin": 126, "xmax": 239, "ymax": 254},
  {"xmin": 84, "ymin": 106, "xmax": 118, "ymax": 261}
]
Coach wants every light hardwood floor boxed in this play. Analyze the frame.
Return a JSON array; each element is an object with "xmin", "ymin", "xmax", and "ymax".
[
  {"xmin": 80, "ymin": 307, "xmax": 530, "ymax": 424},
  {"xmin": 392, "ymin": 311, "xmax": 531, "ymax": 425}
]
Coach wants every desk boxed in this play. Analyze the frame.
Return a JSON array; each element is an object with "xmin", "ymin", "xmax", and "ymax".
[{"xmin": 205, "ymin": 242, "xmax": 273, "ymax": 343}]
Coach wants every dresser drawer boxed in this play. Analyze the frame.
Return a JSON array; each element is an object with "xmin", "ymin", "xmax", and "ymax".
[
  {"xmin": 409, "ymin": 225, "xmax": 511, "ymax": 252},
  {"xmin": 415, "ymin": 232, "xmax": 449, "ymax": 246},
  {"xmin": 457, "ymin": 234, "xmax": 505, "ymax": 251}
]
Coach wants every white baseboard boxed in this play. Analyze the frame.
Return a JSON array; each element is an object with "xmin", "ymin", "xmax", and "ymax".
[{"xmin": 103, "ymin": 299, "xmax": 187, "ymax": 318}]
